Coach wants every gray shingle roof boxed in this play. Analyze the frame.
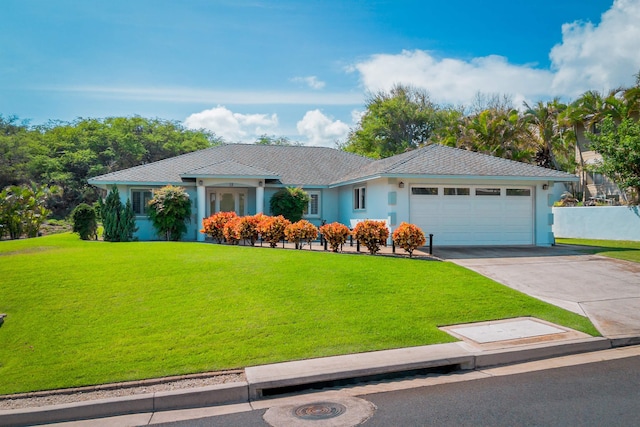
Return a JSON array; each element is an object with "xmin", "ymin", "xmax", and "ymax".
[
  {"xmin": 88, "ymin": 143, "xmax": 577, "ymax": 188},
  {"xmin": 88, "ymin": 144, "xmax": 373, "ymax": 186},
  {"xmin": 332, "ymin": 144, "xmax": 577, "ymax": 185}
]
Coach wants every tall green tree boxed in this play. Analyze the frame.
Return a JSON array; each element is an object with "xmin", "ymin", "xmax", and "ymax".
[
  {"xmin": 457, "ymin": 107, "xmax": 533, "ymax": 162},
  {"xmin": 342, "ymin": 84, "xmax": 440, "ymax": 158},
  {"xmin": 523, "ymin": 99, "xmax": 573, "ymax": 170},
  {"xmin": 587, "ymin": 117, "xmax": 640, "ymax": 203},
  {"xmin": 254, "ymin": 134, "xmax": 301, "ymax": 146},
  {"xmin": 100, "ymin": 186, "xmax": 137, "ymax": 242}
]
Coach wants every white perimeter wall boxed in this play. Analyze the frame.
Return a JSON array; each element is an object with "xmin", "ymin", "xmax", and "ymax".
[{"xmin": 553, "ymin": 206, "xmax": 640, "ymax": 241}]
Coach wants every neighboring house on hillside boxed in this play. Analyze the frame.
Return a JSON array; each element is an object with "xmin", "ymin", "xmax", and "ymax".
[
  {"xmin": 88, "ymin": 144, "xmax": 577, "ymax": 246},
  {"xmin": 574, "ymin": 123, "xmax": 624, "ymax": 203}
]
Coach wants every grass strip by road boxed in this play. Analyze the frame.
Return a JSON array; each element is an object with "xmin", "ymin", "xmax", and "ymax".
[
  {"xmin": 556, "ymin": 238, "xmax": 640, "ymax": 263},
  {"xmin": 0, "ymin": 233, "xmax": 598, "ymax": 395}
]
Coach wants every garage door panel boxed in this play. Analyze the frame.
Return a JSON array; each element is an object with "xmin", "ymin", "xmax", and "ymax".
[{"xmin": 410, "ymin": 186, "xmax": 533, "ymax": 246}]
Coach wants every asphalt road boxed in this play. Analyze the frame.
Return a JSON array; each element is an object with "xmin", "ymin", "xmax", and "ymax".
[{"xmin": 153, "ymin": 355, "xmax": 640, "ymax": 427}]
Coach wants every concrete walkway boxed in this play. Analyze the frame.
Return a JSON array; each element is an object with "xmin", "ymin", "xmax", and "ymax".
[{"xmin": 435, "ymin": 245, "xmax": 640, "ymax": 339}]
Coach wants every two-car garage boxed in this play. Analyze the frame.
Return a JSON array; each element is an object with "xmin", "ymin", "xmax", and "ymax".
[{"xmin": 409, "ymin": 185, "xmax": 534, "ymax": 246}]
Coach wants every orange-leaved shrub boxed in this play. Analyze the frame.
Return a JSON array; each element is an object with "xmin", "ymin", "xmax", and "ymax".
[
  {"xmin": 223, "ymin": 216, "xmax": 242, "ymax": 244},
  {"xmin": 319, "ymin": 222, "xmax": 350, "ymax": 252},
  {"xmin": 353, "ymin": 220, "xmax": 389, "ymax": 255},
  {"xmin": 235, "ymin": 214, "xmax": 264, "ymax": 245},
  {"xmin": 201, "ymin": 211, "xmax": 237, "ymax": 243},
  {"xmin": 392, "ymin": 222, "xmax": 426, "ymax": 257},
  {"xmin": 257, "ymin": 215, "xmax": 291, "ymax": 247},
  {"xmin": 285, "ymin": 220, "xmax": 318, "ymax": 249}
]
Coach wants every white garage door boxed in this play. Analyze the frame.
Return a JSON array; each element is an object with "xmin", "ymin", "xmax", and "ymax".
[{"xmin": 410, "ymin": 185, "xmax": 534, "ymax": 246}]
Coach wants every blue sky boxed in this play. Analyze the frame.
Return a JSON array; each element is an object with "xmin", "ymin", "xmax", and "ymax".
[{"xmin": 2, "ymin": 0, "xmax": 639, "ymax": 146}]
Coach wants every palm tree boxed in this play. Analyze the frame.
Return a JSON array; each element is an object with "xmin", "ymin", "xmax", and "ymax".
[
  {"xmin": 458, "ymin": 107, "xmax": 533, "ymax": 162},
  {"xmin": 523, "ymin": 99, "xmax": 571, "ymax": 170}
]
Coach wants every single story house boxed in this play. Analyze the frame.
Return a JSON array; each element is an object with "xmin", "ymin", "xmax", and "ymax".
[{"xmin": 88, "ymin": 143, "xmax": 577, "ymax": 246}]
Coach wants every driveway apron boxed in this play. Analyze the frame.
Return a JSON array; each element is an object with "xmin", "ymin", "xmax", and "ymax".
[{"xmin": 435, "ymin": 246, "xmax": 640, "ymax": 339}]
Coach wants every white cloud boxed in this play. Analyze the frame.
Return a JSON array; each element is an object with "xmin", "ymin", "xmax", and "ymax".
[
  {"xmin": 184, "ymin": 106, "xmax": 278, "ymax": 142},
  {"xmin": 550, "ymin": 0, "xmax": 640, "ymax": 95},
  {"xmin": 296, "ymin": 109, "xmax": 350, "ymax": 147},
  {"xmin": 351, "ymin": 50, "xmax": 553, "ymax": 106},
  {"xmin": 351, "ymin": 0, "xmax": 640, "ymax": 105},
  {"xmin": 291, "ymin": 75, "xmax": 326, "ymax": 90}
]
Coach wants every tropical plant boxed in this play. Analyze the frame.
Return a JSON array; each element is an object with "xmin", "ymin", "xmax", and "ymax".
[
  {"xmin": 285, "ymin": 220, "xmax": 318, "ymax": 249},
  {"xmin": 269, "ymin": 187, "xmax": 310, "ymax": 222},
  {"xmin": 147, "ymin": 185, "xmax": 192, "ymax": 241},
  {"xmin": 523, "ymin": 99, "xmax": 572, "ymax": 170},
  {"xmin": 201, "ymin": 211, "xmax": 237, "ymax": 243},
  {"xmin": 319, "ymin": 222, "xmax": 350, "ymax": 252},
  {"xmin": 257, "ymin": 215, "xmax": 291, "ymax": 247},
  {"xmin": 392, "ymin": 222, "xmax": 426, "ymax": 257},
  {"xmin": 458, "ymin": 107, "xmax": 533, "ymax": 162},
  {"xmin": 0, "ymin": 183, "xmax": 56, "ymax": 239},
  {"xmin": 71, "ymin": 203, "xmax": 98, "ymax": 240},
  {"xmin": 353, "ymin": 220, "xmax": 389, "ymax": 255}
]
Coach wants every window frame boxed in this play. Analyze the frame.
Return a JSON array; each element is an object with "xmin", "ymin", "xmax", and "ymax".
[
  {"xmin": 506, "ymin": 188, "xmax": 532, "ymax": 197},
  {"xmin": 411, "ymin": 187, "xmax": 439, "ymax": 196},
  {"xmin": 443, "ymin": 187, "xmax": 470, "ymax": 196},
  {"xmin": 131, "ymin": 188, "xmax": 153, "ymax": 216},
  {"xmin": 475, "ymin": 188, "xmax": 501, "ymax": 196},
  {"xmin": 353, "ymin": 186, "xmax": 366, "ymax": 211},
  {"xmin": 304, "ymin": 191, "xmax": 321, "ymax": 218}
]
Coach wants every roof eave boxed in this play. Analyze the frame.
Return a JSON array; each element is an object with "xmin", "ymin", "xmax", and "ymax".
[
  {"xmin": 180, "ymin": 173, "xmax": 280, "ymax": 180},
  {"xmin": 87, "ymin": 179, "xmax": 193, "ymax": 187},
  {"xmin": 330, "ymin": 173, "xmax": 578, "ymax": 187}
]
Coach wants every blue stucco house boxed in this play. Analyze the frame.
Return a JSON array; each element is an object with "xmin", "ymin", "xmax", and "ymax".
[{"xmin": 88, "ymin": 143, "xmax": 577, "ymax": 246}]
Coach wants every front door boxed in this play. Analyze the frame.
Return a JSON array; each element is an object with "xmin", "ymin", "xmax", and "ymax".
[{"xmin": 208, "ymin": 189, "xmax": 246, "ymax": 216}]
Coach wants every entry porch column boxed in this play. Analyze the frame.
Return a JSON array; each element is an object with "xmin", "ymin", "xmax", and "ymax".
[
  {"xmin": 256, "ymin": 183, "xmax": 264, "ymax": 214},
  {"xmin": 197, "ymin": 184, "xmax": 205, "ymax": 241}
]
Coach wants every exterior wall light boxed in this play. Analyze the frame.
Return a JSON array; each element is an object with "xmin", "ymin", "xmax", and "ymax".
[
  {"xmin": 258, "ymin": 180, "xmax": 264, "ymax": 187},
  {"xmin": 198, "ymin": 179, "xmax": 204, "ymax": 186},
  {"xmin": 542, "ymin": 184, "xmax": 549, "ymax": 190},
  {"xmin": 398, "ymin": 181, "xmax": 405, "ymax": 188}
]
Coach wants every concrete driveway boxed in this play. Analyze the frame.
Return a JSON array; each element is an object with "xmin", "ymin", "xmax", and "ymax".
[{"xmin": 434, "ymin": 245, "xmax": 640, "ymax": 339}]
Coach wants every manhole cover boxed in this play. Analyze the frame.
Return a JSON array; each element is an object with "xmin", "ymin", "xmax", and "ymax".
[
  {"xmin": 293, "ymin": 402, "xmax": 347, "ymax": 420},
  {"xmin": 264, "ymin": 395, "xmax": 376, "ymax": 426}
]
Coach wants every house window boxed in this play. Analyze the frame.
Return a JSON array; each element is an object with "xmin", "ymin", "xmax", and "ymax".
[
  {"xmin": 411, "ymin": 187, "xmax": 438, "ymax": 195},
  {"xmin": 354, "ymin": 186, "xmax": 366, "ymax": 210},
  {"xmin": 444, "ymin": 187, "xmax": 470, "ymax": 196},
  {"xmin": 593, "ymin": 173, "xmax": 604, "ymax": 185},
  {"xmin": 131, "ymin": 189, "xmax": 152, "ymax": 215},
  {"xmin": 475, "ymin": 188, "xmax": 501, "ymax": 196},
  {"xmin": 506, "ymin": 189, "xmax": 531, "ymax": 196},
  {"xmin": 305, "ymin": 192, "xmax": 320, "ymax": 217}
]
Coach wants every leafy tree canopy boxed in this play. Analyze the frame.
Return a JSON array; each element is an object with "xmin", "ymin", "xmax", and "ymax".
[
  {"xmin": 0, "ymin": 115, "xmax": 223, "ymax": 217},
  {"xmin": 341, "ymin": 84, "xmax": 440, "ymax": 159},
  {"xmin": 587, "ymin": 117, "xmax": 640, "ymax": 203}
]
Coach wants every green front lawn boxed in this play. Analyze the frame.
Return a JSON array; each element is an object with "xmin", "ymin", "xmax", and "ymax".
[
  {"xmin": 0, "ymin": 233, "xmax": 597, "ymax": 395},
  {"xmin": 556, "ymin": 238, "xmax": 640, "ymax": 263}
]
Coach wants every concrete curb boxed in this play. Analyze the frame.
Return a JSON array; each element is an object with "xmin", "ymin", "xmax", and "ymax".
[
  {"xmin": 0, "ymin": 382, "xmax": 248, "ymax": 427},
  {"xmin": 1, "ymin": 337, "xmax": 638, "ymax": 427}
]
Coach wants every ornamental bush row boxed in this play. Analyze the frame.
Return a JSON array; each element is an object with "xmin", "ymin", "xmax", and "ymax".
[
  {"xmin": 201, "ymin": 213, "xmax": 427, "ymax": 257},
  {"xmin": 201, "ymin": 212, "xmax": 319, "ymax": 248}
]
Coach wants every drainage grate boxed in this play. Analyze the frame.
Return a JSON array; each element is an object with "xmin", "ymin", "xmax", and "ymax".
[
  {"xmin": 293, "ymin": 402, "xmax": 347, "ymax": 420},
  {"xmin": 261, "ymin": 363, "xmax": 461, "ymax": 397}
]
